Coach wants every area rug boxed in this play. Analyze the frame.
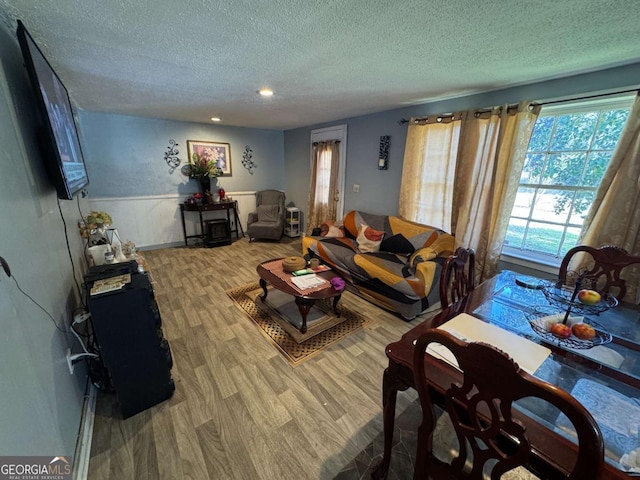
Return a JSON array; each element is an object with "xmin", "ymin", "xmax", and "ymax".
[{"xmin": 226, "ymin": 282, "xmax": 371, "ymax": 366}]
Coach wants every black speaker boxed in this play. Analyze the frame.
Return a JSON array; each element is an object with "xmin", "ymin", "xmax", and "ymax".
[{"xmin": 87, "ymin": 271, "xmax": 174, "ymax": 418}]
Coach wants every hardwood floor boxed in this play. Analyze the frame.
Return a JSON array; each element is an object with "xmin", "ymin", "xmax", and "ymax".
[{"xmin": 87, "ymin": 237, "xmax": 426, "ymax": 479}]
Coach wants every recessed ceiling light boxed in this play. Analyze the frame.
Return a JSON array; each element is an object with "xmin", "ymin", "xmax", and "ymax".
[
  {"xmin": 210, "ymin": 117, "xmax": 221, "ymax": 122},
  {"xmin": 258, "ymin": 88, "xmax": 274, "ymax": 97}
]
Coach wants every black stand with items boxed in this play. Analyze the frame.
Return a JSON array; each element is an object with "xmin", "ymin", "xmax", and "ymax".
[
  {"xmin": 179, "ymin": 200, "xmax": 245, "ymax": 247},
  {"xmin": 85, "ymin": 261, "xmax": 174, "ymax": 418}
]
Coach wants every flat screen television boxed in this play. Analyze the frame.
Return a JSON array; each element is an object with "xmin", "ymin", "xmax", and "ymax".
[{"xmin": 16, "ymin": 20, "xmax": 89, "ymax": 200}]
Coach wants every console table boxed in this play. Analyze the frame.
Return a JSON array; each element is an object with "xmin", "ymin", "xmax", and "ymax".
[{"xmin": 179, "ymin": 201, "xmax": 244, "ymax": 247}]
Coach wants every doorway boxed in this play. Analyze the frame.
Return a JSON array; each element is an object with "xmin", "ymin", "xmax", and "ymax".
[{"xmin": 309, "ymin": 125, "xmax": 347, "ymax": 227}]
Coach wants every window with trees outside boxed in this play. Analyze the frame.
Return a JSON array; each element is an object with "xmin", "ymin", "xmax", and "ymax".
[{"xmin": 502, "ymin": 95, "xmax": 634, "ymax": 264}]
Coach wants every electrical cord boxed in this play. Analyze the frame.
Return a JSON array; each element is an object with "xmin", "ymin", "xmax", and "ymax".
[
  {"xmin": 76, "ymin": 194, "xmax": 91, "ymax": 271},
  {"xmin": 71, "ymin": 317, "xmax": 96, "ymax": 355},
  {"xmin": 10, "ymin": 275, "xmax": 65, "ymax": 332},
  {"xmin": 57, "ymin": 197, "xmax": 85, "ymax": 307}
]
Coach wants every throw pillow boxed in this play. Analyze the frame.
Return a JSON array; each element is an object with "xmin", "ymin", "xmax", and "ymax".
[
  {"xmin": 380, "ymin": 233, "xmax": 415, "ymax": 255},
  {"xmin": 257, "ymin": 204, "xmax": 279, "ymax": 222},
  {"xmin": 320, "ymin": 221, "xmax": 345, "ymax": 238},
  {"xmin": 320, "ymin": 221, "xmax": 334, "ymax": 236},
  {"xmin": 356, "ymin": 225, "xmax": 385, "ymax": 253},
  {"xmin": 325, "ymin": 225, "xmax": 345, "ymax": 238}
]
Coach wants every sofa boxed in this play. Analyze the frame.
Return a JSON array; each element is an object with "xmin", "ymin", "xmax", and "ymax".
[{"xmin": 302, "ymin": 210, "xmax": 455, "ymax": 320}]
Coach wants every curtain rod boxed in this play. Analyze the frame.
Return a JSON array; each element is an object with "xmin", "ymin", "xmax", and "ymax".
[
  {"xmin": 397, "ymin": 88, "xmax": 639, "ymax": 125},
  {"xmin": 538, "ymin": 87, "xmax": 638, "ymax": 106}
]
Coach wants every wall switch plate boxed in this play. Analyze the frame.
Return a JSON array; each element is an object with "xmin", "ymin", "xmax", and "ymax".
[{"xmin": 353, "ymin": 184, "xmax": 360, "ymax": 193}]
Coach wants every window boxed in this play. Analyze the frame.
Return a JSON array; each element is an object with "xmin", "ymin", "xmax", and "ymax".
[{"xmin": 502, "ymin": 96, "xmax": 633, "ymax": 264}]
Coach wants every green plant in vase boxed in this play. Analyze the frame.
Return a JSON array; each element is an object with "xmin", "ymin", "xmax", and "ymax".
[{"xmin": 185, "ymin": 150, "xmax": 223, "ymax": 203}]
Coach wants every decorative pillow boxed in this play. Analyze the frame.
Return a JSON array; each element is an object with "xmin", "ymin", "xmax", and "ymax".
[
  {"xmin": 257, "ymin": 204, "xmax": 280, "ymax": 222},
  {"xmin": 325, "ymin": 225, "xmax": 345, "ymax": 238},
  {"xmin": 320, "ymin": 221, "xmax": 334, "ymax": 236},
  {"xmin": 356, "ymin": 225, "xmax": 385, "ymax": 253},
  {"xmin": 320, "ymin": 221, "xmax": 345, "ymax": 238},
  {"xmin": 380, "ymin": 233, "xmax": 415, "ymax": 255}
]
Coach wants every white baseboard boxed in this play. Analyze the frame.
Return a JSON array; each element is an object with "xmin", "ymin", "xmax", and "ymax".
[{"xmin": 72, "ymin": 383, "xmax": 97, "ymax": 480}]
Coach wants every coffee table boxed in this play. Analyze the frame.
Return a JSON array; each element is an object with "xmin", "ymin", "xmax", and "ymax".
[{"xmin": 256, "ymin": 258, "xmax": 344, "ymax": 334}]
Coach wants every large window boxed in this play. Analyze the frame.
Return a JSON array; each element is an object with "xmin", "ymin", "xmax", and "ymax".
[{"xmin": 502, "ymin": 96, "xmax": 633, "ymax": 263}]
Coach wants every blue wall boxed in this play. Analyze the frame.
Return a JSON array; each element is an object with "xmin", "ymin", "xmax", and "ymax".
[
  {"xmin": 78, "ymin": 112, "xmax": 285, "ymax": 197},
  {"xmin": 0, "ymin": 20, "xmax": 87, "ymax": 457},
  {"xmin": 284, "ymin": 62, "xmax": 640, "ymax": 223}
]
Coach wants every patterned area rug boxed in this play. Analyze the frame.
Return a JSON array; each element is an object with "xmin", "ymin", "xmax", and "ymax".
[{"xmin": 226, "ymin": 282, "xmax": 371, "ymax": 366}]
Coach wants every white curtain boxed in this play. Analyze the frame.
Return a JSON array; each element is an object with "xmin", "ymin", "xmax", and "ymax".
[
  {"xmin": 307, "ymin": 140, "xmax": 340, "ymax": 233},
  {"xmin": 398, "ymin": 114, "xmax": 461, "ymax": 230},
  {"xmin": 453, "ymin": 102, "xmax": 540, "ymax": 282}
]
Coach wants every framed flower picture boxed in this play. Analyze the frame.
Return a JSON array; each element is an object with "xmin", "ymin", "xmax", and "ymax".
[{"xmin": 186, "ymin": 140, "xmax": 232, "ymax": 176}]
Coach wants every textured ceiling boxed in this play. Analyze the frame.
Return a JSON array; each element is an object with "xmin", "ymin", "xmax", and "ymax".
[{"xmin": 1, "ymin": 0, "xmax": 639, "ymax": 130}]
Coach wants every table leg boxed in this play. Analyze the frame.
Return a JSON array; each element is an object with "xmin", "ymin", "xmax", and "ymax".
[
  {"xmin": 226, "ymin": 208, "xmax": 232, "ymax": 241},
  {"xmin": 372, "ymin": 364, "xmax": 406, "ymax": 480},
  {"xmin": 332, "ymin": 293, "xmax": 342, "ymax": 317},
  {"xmin": 259, "ymin": 278, "xmax": 269, "ymax": 301},
  {"xmin": 234, "ymin": 202, "xmax": 245, "ymax": 238},
  {"xmin": 180, "ymin": 206, "xmax": 188, "ymax": 247},
  {"xmin": 198, "ymin": 210, "xmax": 205, "ymax": 244},
  {"xmin": 294, "ymin": 297, "xmax": 315, "ymax": 334}
]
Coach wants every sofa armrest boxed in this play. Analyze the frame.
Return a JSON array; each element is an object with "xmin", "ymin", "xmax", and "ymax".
[
  {"xmin": 428, "ymin": 233, "xmax": 455, "ymax": 258},
  {"xmin": 413, "ymin": 260, "xmax": 439, "ymax": 298},
  {"xmin": 408, "ymin": 247, "xmax": 438, "ymax": 268},
  {"xmin": 247, "ymin": 211, "xmax": 258, "ymax": 225},
  {"xmin": 409, "ymin": 245, "xmax": 449, "ymax": 299}
]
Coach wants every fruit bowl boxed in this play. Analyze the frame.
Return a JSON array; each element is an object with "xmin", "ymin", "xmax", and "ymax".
[
  {"xmin": 525, "ymin": 306, "xmax": 612, "ymax": 349},
  {"xmin": 542, "ymin": 284, "xmax": 618, "ymax": 315}
]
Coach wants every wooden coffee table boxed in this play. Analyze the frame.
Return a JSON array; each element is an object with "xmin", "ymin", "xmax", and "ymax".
[{"xmin": 256, "ymin": 258, "xmax": 344, "ymax": 334}]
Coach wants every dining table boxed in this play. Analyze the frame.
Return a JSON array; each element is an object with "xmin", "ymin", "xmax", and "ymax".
[{"xmin": 373, "ymin": 270, "xmax": 640, "ymax": 479}]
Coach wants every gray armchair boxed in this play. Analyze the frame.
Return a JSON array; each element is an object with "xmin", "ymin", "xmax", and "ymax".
[{"xmin": 247, "ymin": 190, "xmax": 286, "ymax": 242}]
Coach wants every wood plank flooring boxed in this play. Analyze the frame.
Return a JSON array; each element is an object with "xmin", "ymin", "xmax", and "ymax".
[{"xmin": 87, "ymin": 237, "xmax": 427, "ymax": 479}]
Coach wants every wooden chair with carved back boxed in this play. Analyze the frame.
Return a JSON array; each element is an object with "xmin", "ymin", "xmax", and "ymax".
[
  {"xmin": 439, "ymin": 247, "xmax": 476, "ymax": 309},
  {"xmin": 558, "ymin": 245, "xmax": 640, "ymax": 301},
  {"xmin": 412, "ymin": 329, "xmax": 604, "ymax": 480}
]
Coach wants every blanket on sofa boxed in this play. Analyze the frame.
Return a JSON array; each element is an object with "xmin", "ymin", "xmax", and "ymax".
[{"xmin": 302, "ymin": 211, "xmax": 454, "ymax": 319}]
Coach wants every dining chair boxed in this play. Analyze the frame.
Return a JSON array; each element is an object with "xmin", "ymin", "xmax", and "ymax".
[
  {"xmin": 412, "ymin": 329, "xmax": 604, "ymax": 480},
  {"xmin": 558, "ymin": 244, "xmax": 640, "ymax": 300},
  {"xmin": 439, "ymin": 247, "xmax": 475, "ymax": 309}
]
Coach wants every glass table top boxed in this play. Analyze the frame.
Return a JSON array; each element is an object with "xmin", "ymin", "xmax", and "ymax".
[{"xmin": 471, "ymin": 271, "xmax": 640, "ymax": 473}]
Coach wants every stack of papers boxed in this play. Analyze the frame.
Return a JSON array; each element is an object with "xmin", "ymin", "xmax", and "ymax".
[
  {"xmin": 90, "ymin": 273, "xmax": 131, "ymax": 296},
  {"xmin": 290, "ymin": 274, "xmax": 328, "ymax": 290},
  {"xmin": 415, "ymin": 313, "xmax": 551, "ymax": 374}
]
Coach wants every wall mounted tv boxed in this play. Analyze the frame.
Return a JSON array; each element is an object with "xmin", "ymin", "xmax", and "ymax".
[{"xmin": 16, "ymin": 20, "xmax": 89, "ymax": 200}]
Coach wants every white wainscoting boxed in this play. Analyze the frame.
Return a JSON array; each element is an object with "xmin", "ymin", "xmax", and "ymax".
[{"xmin": 88, "ymin": 191, "xmax": 257, "ymax": 249}]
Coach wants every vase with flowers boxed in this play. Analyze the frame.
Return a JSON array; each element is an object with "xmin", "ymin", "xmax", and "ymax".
[{"xmin": 186, "ymin": 149, "xmax": 223, "ymax": 204}]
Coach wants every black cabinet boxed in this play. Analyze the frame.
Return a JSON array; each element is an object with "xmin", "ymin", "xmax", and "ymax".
[{"xmin": 86, "ymin": 267, "xmax": 174, "ymax": 418}]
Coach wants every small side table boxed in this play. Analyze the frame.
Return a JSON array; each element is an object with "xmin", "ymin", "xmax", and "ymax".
[
  {"xmin": 285, "ymin": 207, "xmax": 301, "ymax": 238},
  {"xmin": 179, "ymin": 201, "xmax": 245, "ymax": 247}
]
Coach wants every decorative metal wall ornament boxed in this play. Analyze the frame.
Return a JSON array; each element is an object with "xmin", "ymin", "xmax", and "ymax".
[
  {"xmin": 242, "ymin": 145, "xmax": 257, "ymax": 174},
  {"xmin": 378, "ymin": 135, "xmax": 390, "ymax": 170},
  {"xmin": 164, "ymin": 139, "xmax": 181, "ymax": 173}
]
